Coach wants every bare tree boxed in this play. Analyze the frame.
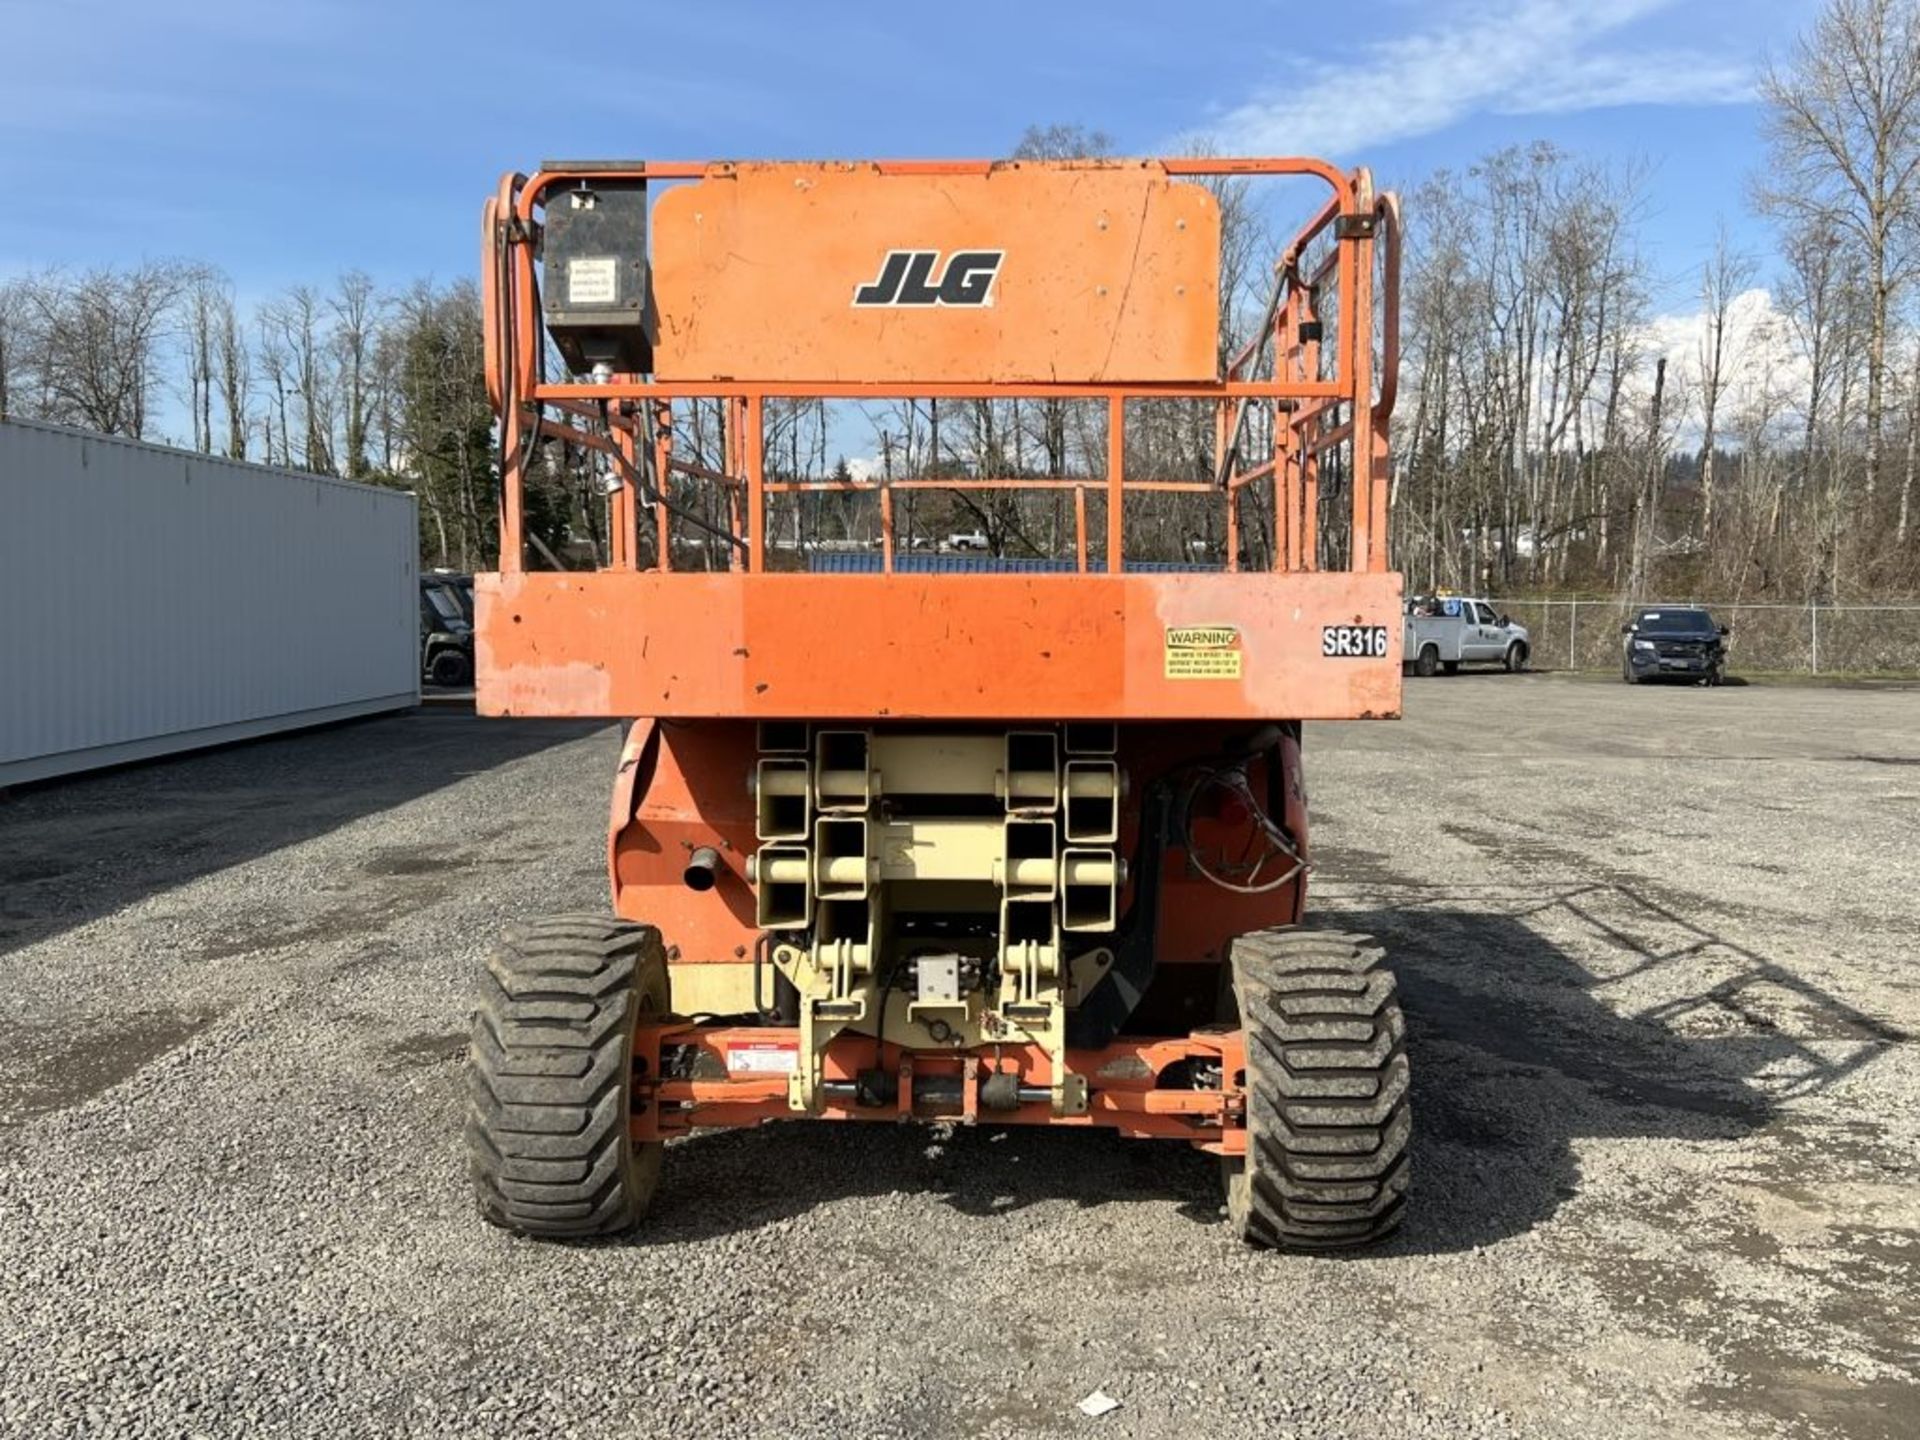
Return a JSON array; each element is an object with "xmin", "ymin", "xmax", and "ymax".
[
  {"xmin": 20, "ymin": 263, "xmax": 191, "ymax": 438},
  {"xmin": 1759, "ymin": 0, "xmax": 1920, "ymax": 520},
  {"xmin": 181, "ymin": 267, "xmax": 225, "ymax": 453},
  {"xmin": 369, "ymin": 321, "xmax": 402, "ymax": 474},
  {"xmin": 1778, "ymin": 218, "xmax": 1870, "ymax": 596},
  {"xmin": 1626, "ymin": 357, "xmax": 1670, "ymax": 600},
  {"xmin": 261, "ymin": 286, "xmax": 336, "ymax": 472},
  {"xmin": 256, "ymin": 306, "xmax": 294, "ymax": 466},
  {"xmin": 214, "ymin": 288, "xmax": 250, "ymax": 459},
  {"xmin": 290, "ymin": 286, "xmax": 335, "ymax": 473},
  {"xmin": 331, "ymin": 271, "xmax": 379, "ymax": 479},
  {"xmin": 1696, "ymin": 224, "xmax": 1758, "ymax": 549},
  {"xmin": 1901, "ymin": 335, "xmax": 1920, "ymax": 544}
]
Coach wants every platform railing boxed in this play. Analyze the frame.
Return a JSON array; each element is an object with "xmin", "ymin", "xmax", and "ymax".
[{"xmin": 482, "ymin": 159, "xmax": 1400, "ymax": 580}]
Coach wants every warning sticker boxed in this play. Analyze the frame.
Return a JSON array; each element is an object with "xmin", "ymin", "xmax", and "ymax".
[
  {"xmin": 726, "ymin": 1041, "xmax": 799, "ymax": 1076},
  {"xmin": 566, "ymin": 255, "xmax": 619, "ymax": 306},
  {"xmin": 1165, "ymin": 624, "xmax": 1243, "ymax": 680}
]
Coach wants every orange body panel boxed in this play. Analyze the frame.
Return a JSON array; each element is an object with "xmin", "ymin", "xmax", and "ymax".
[
  {"xmin": 608, "ymin": 719, "xmax": 760, "ymax": 964},
  {"xmin": 650, "ymin": 163, "xmax": 1220, "ymax": 384},
  {"xmin": 476, "ymin": 570, "xmax": 1403, "ymax": 721}
]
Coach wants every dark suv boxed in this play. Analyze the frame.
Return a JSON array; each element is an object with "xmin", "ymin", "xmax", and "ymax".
[
  {"xmin": 420, "ymin": 572, "xmax": 475, "ymax": 687},
  {"xmin": 1621, "ymin": 607, "xmax": 1729, "ymax": 685}
]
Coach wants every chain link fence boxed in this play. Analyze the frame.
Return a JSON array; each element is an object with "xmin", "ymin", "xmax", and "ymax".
[{"xmin": 1495, "ymin": 599, "xmax": 1920, "ymax": 675}]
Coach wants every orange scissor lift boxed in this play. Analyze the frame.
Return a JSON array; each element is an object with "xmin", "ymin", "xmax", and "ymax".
[{"xmin": 467, "ymin": 157, "xmax": 1409, "ymax": 1249}]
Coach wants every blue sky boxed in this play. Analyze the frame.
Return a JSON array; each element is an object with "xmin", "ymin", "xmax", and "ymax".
[{"xmin": 0, "ymin": 0, "xmax": 1816, "ymax": 312}]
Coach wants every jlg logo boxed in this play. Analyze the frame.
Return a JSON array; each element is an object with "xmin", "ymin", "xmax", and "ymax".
[{"xmin": 853, "ymin": 250, "xmax": 1003, "ymax": 307}]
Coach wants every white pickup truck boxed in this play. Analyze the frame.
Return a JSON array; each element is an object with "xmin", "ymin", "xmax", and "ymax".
[{"xmin": 1403, "ymin": 596, "xmax": 1531, "ymax": 676}]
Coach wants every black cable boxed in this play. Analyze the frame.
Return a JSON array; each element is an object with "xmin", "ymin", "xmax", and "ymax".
[
  {"xmin": 1178, "ymin": 752, "xmax": 1304, "ymax": 896},
  {"xmin": 872, "ymin": 948, "xmax": 910, "ymax": 1075}
]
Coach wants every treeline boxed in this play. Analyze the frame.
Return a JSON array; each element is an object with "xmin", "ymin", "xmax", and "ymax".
[
  {"xmin": 1400, "ymin": 0, "xmax": 1920, "ymax": 603},
  {"xmin": 1396, "ymin": 145, "xmax": 1920, "ymax": 604}
]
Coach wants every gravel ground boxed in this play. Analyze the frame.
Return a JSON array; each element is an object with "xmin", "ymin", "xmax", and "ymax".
[{"xmin": 0, "ymin": 678, "xmax": 1915, "ymax": 1439}]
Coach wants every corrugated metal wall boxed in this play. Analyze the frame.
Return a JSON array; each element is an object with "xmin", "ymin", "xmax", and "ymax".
[{"xmin": 1, "ymin": 419, "xmax": 419, "ymax": 785}]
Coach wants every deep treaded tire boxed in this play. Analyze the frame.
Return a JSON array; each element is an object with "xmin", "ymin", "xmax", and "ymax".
[
  {"xmin": 428, "ymin": 648, "xmax": 472, "ymax": 687},
  {"xmin": 466, "ymin": 915, "xmax": 669, "ymax": 1237},
  {"xmin": 1225, "ymin": 928, "xmax": 1411, "ymax": 1250}
]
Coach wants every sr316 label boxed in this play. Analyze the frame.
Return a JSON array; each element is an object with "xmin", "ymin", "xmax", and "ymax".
[{"xmin": 1322, "ymin": 625, "xmax": 1391, "ymax": 658}]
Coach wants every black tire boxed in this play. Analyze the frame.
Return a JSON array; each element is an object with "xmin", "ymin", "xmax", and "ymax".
[
  {"xmin": 1223, "ymin": 928, "xmax": 1411, "ymax": 1250},
  {"xmin": 1414, "ymin": 644, "xmax": 1439, "ymax": 678},
  {"xmin": 466, "ymin": 915, "xmax": 670, "ymax": 1238},
  {"xmin": 1622, "ymin": 659, "xmax": 1639, "ymax": 685},
  {"xmin": 429, "ymin": 648, "xmax": 473, "ymax": 687},
  {"xmin": 1441, "ymin": 660, "xmax": 1460, "ymax": 676},
  {"xmin": 1504, "ymin": 642, "xmax": 1528, "ymax": 673}
]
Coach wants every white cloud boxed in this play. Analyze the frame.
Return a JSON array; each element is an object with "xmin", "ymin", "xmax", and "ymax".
[
  {"xmin": 1639, "ymin": 287, "xmax": 1811, "ymax": 440},
  {"xmin": 1204, "ymin": 0, "xmax": 1753, "ymax": 158}
]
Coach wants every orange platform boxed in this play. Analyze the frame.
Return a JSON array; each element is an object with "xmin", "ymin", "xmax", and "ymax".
[{"xmin": 475, "ymin": 570, "xmax": 1403, "ymax": 721}]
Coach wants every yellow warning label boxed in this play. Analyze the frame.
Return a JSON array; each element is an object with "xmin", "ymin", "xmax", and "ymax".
[{"xmin": 1165, "ymin": 624, "xmax": 1243, "ymax": 679}]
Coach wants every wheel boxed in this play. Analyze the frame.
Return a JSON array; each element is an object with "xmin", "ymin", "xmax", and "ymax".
[
  {"xmin": 1622, "ymin": 659, "xmax": 1639, "ymax": 684},
  {"xmin": 1414, "ymin": 644, "xmax": 1438, "ymax": 678},
  {"xmin": 429, "ymin": 648, "xmax": 473, "ymax": 686},
  {"xmin": 466, "ymin": 915, "xmax": 670, "ymax": 1237},
  {"xmin": 1504, "ymin": 642, "xmax": 1528, "ymax": 673},
  {"xmin": 1222, "ymin": 928, "xmax": 1411, "ymax": 1250},
  {"xmin": 1441, "ymin": 660, "xmax": 1460, "ymax": 676}
]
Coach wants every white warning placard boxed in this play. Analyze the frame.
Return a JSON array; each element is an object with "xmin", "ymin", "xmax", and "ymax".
[
  {"xmin": 567, "ymin": 256, "xmax": 619, "ymax": 306},
  {"xmin": 726, "ymin": 1041, "xmax": 799, "ymax": 1075}
]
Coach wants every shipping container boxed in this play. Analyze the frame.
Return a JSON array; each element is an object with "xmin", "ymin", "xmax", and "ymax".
[{"xmin": 1, "ymin": 418, "xmax": 418, "ymax": 786}]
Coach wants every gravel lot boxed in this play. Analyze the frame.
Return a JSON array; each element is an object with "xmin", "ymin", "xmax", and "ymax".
[{"xmin": 1, "ymin": 678, "xmax": 1916, "ymax": 1439}]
